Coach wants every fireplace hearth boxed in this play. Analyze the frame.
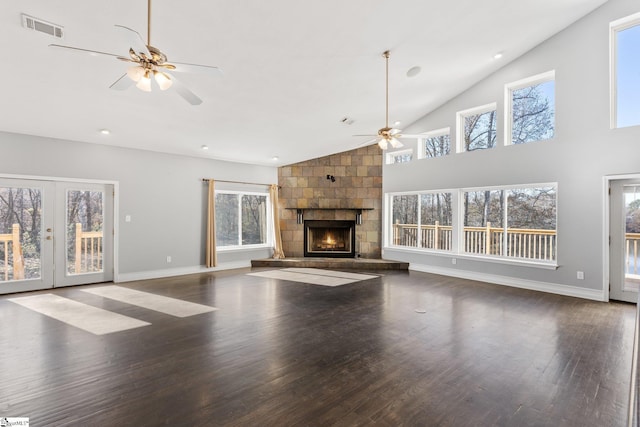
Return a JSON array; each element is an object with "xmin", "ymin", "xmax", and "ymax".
[{"xmin": 304, "ymin": 220, "xmax": 356, "ymax": 258}]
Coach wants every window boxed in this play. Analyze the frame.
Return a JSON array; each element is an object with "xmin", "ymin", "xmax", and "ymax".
[
  {"xmin": 386, "ymin": 149, "xmax": 413, "ymax": 164},
  {"xmin": 391, "ymin": 194, "xmax": 418, "ymax": 247},
  {"xmin": 390, "ymin": 192, "xmax": 453, "ymax": 251},
  {"xmin": 418, "ymin": 128, "xmax": 451, "ymax": 159},
  {"xmin": 387, "ymin": 184, "xmax": 557, "ymax": 264},
  {"xmin": 457, "ymin": 103, "xmax": 497, "ymax": 152},
  {"xmin": 420, "ymin": 193, "xmax": 453, "ymax": 250},
  {"xmin": 611, "ymin": 13, "xmax": 640, "ymax": 128},
  {"xmin": 463, "ymin": 185, "xmax": 556, "ymax": 261},
  {"xmin": 505, "ymin": 71, "xmax": 555, "ymax": 145},
  {"xmin": 215, "ymin": 191, "xmax": 269, "ymax": 248}
]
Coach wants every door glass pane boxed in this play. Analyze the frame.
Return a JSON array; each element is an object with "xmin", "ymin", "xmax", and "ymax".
[
  {"xmin": 0, "ymin": 187, "xmax": 42, "ymax": 282},
  {"xmin": 67, "ymin": 190, "xmax": 104, "ymax": 275},
  {"xmin": 625, "ymin": 186, "xmax": 640, "ymax": 279}
]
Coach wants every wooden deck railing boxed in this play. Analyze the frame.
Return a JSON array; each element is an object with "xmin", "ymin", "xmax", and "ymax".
[
  {"xmin": 75, "ymin": 223, "xmax": 102, "ymax": 273},
  {"xmin": 0, "ymin": 223, "xmax": 24, "ymax": 281},
  {"xmin": 629, "ymin": 233, "xmax": 640, "ymax": 276},
  {"xmin": 393, "ymin": 223, "xmax": 640, "ymax": 267}
]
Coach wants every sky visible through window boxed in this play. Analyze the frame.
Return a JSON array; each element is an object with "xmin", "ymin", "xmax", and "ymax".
[{"xmin": 617, "ymin": 23, "xmax": 640, "ymax": 128}]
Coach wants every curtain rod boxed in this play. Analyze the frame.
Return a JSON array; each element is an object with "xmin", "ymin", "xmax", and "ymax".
[{"xmin": 202, "ymin": 178, "xmax": 278, "ymax": 187}]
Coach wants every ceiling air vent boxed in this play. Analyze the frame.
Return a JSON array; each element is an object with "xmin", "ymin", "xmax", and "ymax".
[{"xmin": 21, "ymin": 14, "xmax": 64, "ymax": 39}]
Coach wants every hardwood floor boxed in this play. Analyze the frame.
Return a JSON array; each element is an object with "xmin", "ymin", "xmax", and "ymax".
[{"xmin": 0, "ymin": 268, "xmax": 635, "ymax": 426}]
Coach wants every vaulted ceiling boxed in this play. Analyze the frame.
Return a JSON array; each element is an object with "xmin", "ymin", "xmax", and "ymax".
[{"xmin": 1, "ymin": 0, "xmax": 607, "ymax": 166}]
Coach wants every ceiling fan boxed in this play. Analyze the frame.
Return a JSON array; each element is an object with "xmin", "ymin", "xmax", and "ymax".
[
  {"xmin": 355, "ymin": 50, "xmax": 422, "ymax": 149},
  {"xmin": 49, "ymin": 0, "xmax": 221, "ymax": 105}
]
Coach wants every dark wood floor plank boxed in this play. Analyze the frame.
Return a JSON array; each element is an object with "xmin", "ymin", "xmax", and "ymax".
[{"xmin": 0, "ymin": 268, "xmax": 635, "ymax": 426}]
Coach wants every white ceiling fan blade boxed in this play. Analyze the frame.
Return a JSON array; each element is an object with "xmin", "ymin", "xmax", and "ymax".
[
  {"xmin": 109, "ymin": 73, "xmax": 134, "ymax": 90},
  {"xmin": 389, "ymin": 128, "xmax": 402, "ymax": 135},
  {"xmin": 169, "ymin": 75, "xmax": 203, "ymax": 105},
  {"xmin": 49, "ymin": 44, "xmax": 120, "ymax": 58},
  {"xmin": 114, "ymin": 24, "xmax": 150, "ymax": 57},
  {"xmin": 170, "ymin": 62, "xmax": 223, "ymax": 76},
  {"xmin": 389, "ymin": 138, "xmax": 404, "ymax": 148}
]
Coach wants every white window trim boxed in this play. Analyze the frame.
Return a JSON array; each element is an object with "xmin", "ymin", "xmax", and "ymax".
[
  {"xmin": 456, "ymin": 102, "xmax": 497, "ymax": 153},
  {"xmin": 214, "ymin": 189, "xmax": 272, "ymax": 250},
  {"xmin": 417, "ymin": 127, "xmax": 451, "ymax": 159},
  {"xmin": 504, "ymin": 70, "xmax": 555, "ymax": 146},
  {"xmin": 387, "ymin": 189, "xmax": 457, "ymax": 252},
  {"xmin": 610, "ymin": 12, "xmax": 640, "ymax": 129},
  {"xmin": 386, "ymin": 149, "xmax": 413, "ymax": 165},
  {"xmin": 384, "ymin": 182, "xmax": 558, "ymax": 269}
]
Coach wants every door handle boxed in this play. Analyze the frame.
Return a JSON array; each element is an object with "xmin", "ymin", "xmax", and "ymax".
[
  {"xmin": 46, "ymin": 236, "xmax": 52, "ymax": 240},
  {"xmin": 46, "ymin": 228, "xmax": 52, "ymax": 232}
]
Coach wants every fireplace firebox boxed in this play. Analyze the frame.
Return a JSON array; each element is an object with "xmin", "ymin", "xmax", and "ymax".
[{"xmin": 304, "ymin": 220, "xmax": 356, "ymax": 258}]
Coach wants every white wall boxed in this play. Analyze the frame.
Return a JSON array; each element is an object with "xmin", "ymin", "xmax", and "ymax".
[
  {"xmin": 0, "ymin": 131, "xmax": 277, "ymax": 281},
  {"xmin": 383, "ymin": 0, "xmax": 640, "ymax": 300}
]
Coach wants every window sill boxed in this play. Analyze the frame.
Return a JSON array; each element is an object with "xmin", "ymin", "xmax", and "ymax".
[
  {"xmin": 383, "ymin": 246, "xmax": 559, "ymax": 270},
  {"xmin": 217, "ymin": 245, "xmax": 271, "ymax": 253}
]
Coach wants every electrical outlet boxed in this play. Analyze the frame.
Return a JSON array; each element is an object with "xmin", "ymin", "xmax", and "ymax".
[
  {"xmin": 451, "ymin": 258, "xmax": 457, "ymax": 265},
  {"xmin": 577, "ymin": 271, "xmax": 584, "ymax": 280},
  {"xmin": 166, "ymin": 256, "xmax": 172, "ymax": 263}
]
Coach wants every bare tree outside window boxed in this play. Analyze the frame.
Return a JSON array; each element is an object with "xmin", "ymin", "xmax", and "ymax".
[
  {"xmin": 464, "ymin": 109, "xmax": 497, "ymax": 151},
  {"xmin": 216, "ymin": 192, "xmax": 269, "ymax": 248},
  {"xmin": 215, "ymin": 193, "xmax": 239, "ymax": 246},
  {"xmin": 0, "ymin": 186, "xmax": 42, "ymax": 281},
  {"xmin": 511, "ymin": 81, "xmax": 555, "ymax": 144},
  {"xmin": 241, "ymin": 195, "xmax": 267, "ymax": 245},
  {"xmin": 424, "ymin": 134, "xmax": 450, "ymax": 158}
]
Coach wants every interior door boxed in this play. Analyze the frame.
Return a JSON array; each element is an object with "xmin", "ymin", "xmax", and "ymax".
[
  {"xmin": 0, "ymin": 178, "xmax": 113, "ymax": 295},
  {"xmin": 609, "ymin": 179, "xmax": 640, "ymax": 302}
]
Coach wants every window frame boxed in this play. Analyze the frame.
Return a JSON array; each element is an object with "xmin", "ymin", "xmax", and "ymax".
[
  {"xmin": 460, "ymin": 183, "xmax": 558, "ymax": 264},
  {"xmin": 610, "ymin": 12, "xmax": 640, "ymax": 129},
  {"xmin": 387, "ymin": 190, "xmax": 456, "ymax": 252},
  {"xmin": 417, "ymin": 127, "xmax": 451, "ymax": 159},
  {"xmin": 504, "ymin": 70, "xmax": 555, "ymax": 146},
  {"xmin": 384, "ymin": 182, "xmax": 558, "ymax": 269},
  {"xmin": 214, "ymin": 189, "xmax": 272, "ymax": 251},
  {"xmin": 386, "ymin": 149, "xmax": 414, "ymax": 165},
  {"xmin": 456, "ymin": 102, "xmax": 498, "ymax": 153}
]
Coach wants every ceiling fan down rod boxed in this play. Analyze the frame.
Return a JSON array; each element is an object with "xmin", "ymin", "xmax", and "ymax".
[
  {"xmin": 147, "ymin": 0, "xmax": 152, "ymax": 46},
  {"xmin": 383, "ymin": 50, "xmax": 390, "ymax": 129}
]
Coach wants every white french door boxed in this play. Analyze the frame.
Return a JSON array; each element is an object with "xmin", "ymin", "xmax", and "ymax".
[
  {"xmin": 0, "ymin": 178, "xmax": 113, "ymax": 294},
  {"xmin": 609, "ymin": 178, "xmax": 640, "ymax": 302}
]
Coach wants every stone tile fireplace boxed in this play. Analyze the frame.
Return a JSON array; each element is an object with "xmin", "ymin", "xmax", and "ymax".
[{"xmin": 277, "ymin": 145, "xmax": 382, "ymax": 259}]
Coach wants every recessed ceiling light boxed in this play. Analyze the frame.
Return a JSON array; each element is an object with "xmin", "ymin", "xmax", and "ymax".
[
  {"xmin": 493, "ymin": 52, "xmax": 504, "ymax": 60},
  {"xmin": 406, "ymin": 66, "xmax": 421, "ymax": 77},
  {"xmin": 272, "ymin": 156, "xmax": 279, "ymax": 161},
  {"xmin": 201, "ymin": 145, "xmax": 209, "ymax": 150},
  {"xmin": 394, "ymin": 121, "xmax": 402, "ymax": 126},
  {"xmin": 99, "ymin": 129, "xmax": 110, "ymax": 135}
]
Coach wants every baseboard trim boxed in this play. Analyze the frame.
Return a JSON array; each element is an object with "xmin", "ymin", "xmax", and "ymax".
[
  {"xmin": 409, "ymin": 263, "xmax": 605, "ymax": 301},
  {"xmin": 115, "ymin": 261, "xmax": 251, "ymax": 283}
]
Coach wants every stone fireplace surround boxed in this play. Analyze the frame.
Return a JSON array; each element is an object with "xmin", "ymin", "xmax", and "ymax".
[{"xmin": 277, "ymin": 145, "xmax": 382, "ymax": 259}]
